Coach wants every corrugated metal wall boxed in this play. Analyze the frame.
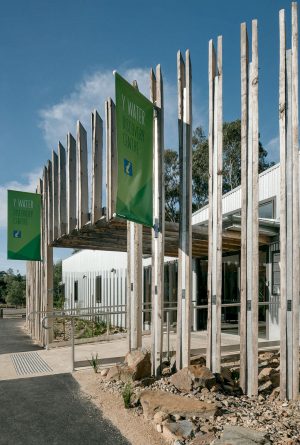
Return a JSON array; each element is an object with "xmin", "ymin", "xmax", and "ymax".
[
  {"xmin": 192, "ymin": 162, "xmax": 280, "ymax": 225},
  {"xmin": 63, "ymin": 251, "xmax": 127, "ymax": 327}
]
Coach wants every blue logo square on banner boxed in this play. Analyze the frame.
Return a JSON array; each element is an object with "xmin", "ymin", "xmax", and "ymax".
[
  {"xmin": 13, "ymin": 230, "xmax": 22, "ymax": 239},
  {"xmin": 124, "ymin": 159, "xmax": 133, "ymax": 176}
]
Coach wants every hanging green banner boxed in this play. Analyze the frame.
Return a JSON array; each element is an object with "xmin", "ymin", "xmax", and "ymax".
[
  {"xmin": 7, "ymin": 190, "xmax": 41, "ymax": 261},
  {"xmin": 115, "ymin": 72, "xmax": 153, "ymax": 227}
]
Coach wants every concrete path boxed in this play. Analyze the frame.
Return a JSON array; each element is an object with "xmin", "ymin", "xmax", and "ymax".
[
  {"xmin": 0, "ymin": 373, "xmax": 130, "ymax": 445},
  {"xmin": 0, "ymin": 319, "xmax": 279, "ymax": 381},
  {"xmin": 0, "ymin": 319, "xmax": 130, "ymax": 445},
  {"xmin": 0, "ymin": 318, "xmax": 42, "ymax": 354}
]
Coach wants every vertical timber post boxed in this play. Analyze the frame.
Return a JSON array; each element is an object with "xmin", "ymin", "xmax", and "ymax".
[
  {"xmin": 58, "ymin": 142, "xmax": 67, "ymax": 237},
  {"xmin": 52, "ymin": 151, "xmax": 58, "ymax": 241},
  {"xmin": 176, "ymin": 50, "xmax": 192, "ymax": 370},
  {"xmin": 240, "ymin": 19, "xmax": 259, "ymax": 396},
  {"xmin": 207, "ymin": 38, "xmax": 222, "ymax": 374},
  {"xmin": 129, "ymin": 82, "xmax": 143, "ymax": 352},
  {"xmin": 105, "ymin": 99, "xmax": 117, "ymax": 222},
  {"xmin": 151, "ymin": 66, "xmax": 165, "ymax": 375},
  {"xmin": 77, "ymin": 121, "xmax": 89, "ymax": 229},
  {"xmin": 91, "ymin": 110, "xmax": 103, "ymax": 224},
  {"xmin": 279, "ymin": 3, "xmax": 299, "ymax": 400},
  {"xmin": 67, "ymin": 133, "xmax": 77, "ymax": 233}
]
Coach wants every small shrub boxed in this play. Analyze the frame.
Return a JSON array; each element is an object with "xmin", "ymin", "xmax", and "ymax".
[
  {"xmin": 231, "ymin": 369, "xmax": 240, "ymax": 383},
  {"xmin": 122, "ymin": 382, "xmax": 133, "ymax": 408},
  {"xmin": 89, "ymin": 353, "xmax": 100, "ymax": 373}
]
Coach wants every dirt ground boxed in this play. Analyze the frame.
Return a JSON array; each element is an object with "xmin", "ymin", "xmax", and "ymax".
[{"xmin": 74, "ymin": 369, "xmax": 167, "ymax": 445}]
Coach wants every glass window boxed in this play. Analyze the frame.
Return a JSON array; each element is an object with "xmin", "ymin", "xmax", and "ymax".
[
  {"xmin": 95, "ymin": 276, "xmax": 102, "ymax": 303},
  {"xmin": 259, "ymin": 200, "xmax": 274, "ymax": 219},
  {"xmin": 272, "ymin": 252, "xmax": 280, "ymax": 295},
  {"xmin": 74, "ymin": 281, "xmax": 78, "ymax": 303}
]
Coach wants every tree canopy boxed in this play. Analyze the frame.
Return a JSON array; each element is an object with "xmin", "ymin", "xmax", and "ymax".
[
  {"xmin": 164, "ymin": 119, "xmax": 275, "ymax": 222},
  {"xmin": 0, "ymin": 269, "xmax": 26, "ymax": 307}
]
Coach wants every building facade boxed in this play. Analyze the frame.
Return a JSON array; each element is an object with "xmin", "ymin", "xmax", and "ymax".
[{"xmin": 62, "ymin": 162, "xmax": 282, "ymax": 339}]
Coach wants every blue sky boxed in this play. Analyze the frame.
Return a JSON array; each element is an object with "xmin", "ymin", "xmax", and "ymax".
[{"xmin": 0, "ymin": 0, "xmax": 294, "ymax": 273}]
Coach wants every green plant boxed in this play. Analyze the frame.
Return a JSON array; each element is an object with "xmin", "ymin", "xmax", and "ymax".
[
  {"xmin": 88, "ymin": 353, "xmax": 100, "ymax": 373},
  {"xmin": 231, "ymin": 369, "xmax": 240, "ymax": 383},
  {"xmin": 122, "ymin": 382, "xmax": 133, "ymax": 408}
]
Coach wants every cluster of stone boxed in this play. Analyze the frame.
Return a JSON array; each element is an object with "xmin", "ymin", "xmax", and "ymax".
[{"xmin": 97, "ymin": 349, "xmax": 300, "ymax": 445}]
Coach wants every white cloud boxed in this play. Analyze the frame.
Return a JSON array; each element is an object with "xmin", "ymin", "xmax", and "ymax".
[
  {"xmin": 266, "ymin": 136, "xmax": 279, "ymax": 163},
  {"xmin": 0, "ymin": 169, "xmax": 42, "ymax": 229},
  {"xmin": 39, "ymin": 67, "xmax": 204, "ymax": 151}
]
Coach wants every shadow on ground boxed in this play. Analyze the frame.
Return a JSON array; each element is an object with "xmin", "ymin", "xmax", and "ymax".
[
  {"xmin": 0, "ymin": 373, "xmax": 130, "ymax": 445},
  {"xmin": 0, "ymin": 319, "xmax": 42, "ymax": 354}
]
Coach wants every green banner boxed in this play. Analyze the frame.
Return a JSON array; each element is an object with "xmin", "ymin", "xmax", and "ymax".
[
  {"xmin": 115, "ymin": 72, "xmax": 153, "ymax": 227},
  {"xmin": 7, "ymin": 190, "xmax": 41, "ymax": 261}
]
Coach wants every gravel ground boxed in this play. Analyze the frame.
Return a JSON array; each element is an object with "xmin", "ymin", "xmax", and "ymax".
[{"xmin": 93, "ymin": 371, "xmax": 300, "ymax": 444}]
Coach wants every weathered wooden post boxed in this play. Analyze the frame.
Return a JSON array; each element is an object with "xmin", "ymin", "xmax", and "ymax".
[
  {"xmin": 42, "ymin": 164, "xmax": 54, "ymax": 346},
  {"xmin": 176, "ymin": 50, "xmax": 192, "ymax": 370},
  {"xmin": 151, "ymin": 66, "xmax": 165, "ymax": 374},
  {"xmin": 129, "ymin": 82, "xmax": 143, "ymax": 352},
  {"xmin": 52, "ymin": 151, "xmax": 58, "ymax": 241},
  {"xmin": 240, "ymin": 19, "xmax": 259, "ymax": 396},
  {"xmin": 67, "ymin": 133, "xmax": 77, "ymax": 233},
  {"xmin": 207, "ymin": 37, "xmax": 223, "ymax": 374},
  {"xmin": 91, "ymin": 110, "xmax": 103, "ymax": 224},
  {"xmin": 279, "ymin": 3, "xmax": 299, "ymax": 401},
  {"xmin": 105, "ymin": 99, "xmax": 117, "ymax": 222},
  {"xmin": 77, "ymin": 121, "xmax": 89, "ymax": 229},
  {"xmin": 58, "ymin": 142, "xmax": 67, "ymax": 237}
]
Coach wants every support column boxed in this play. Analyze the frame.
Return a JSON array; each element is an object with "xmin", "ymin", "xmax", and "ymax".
[
  {"xmin": 151, "ymin": 66, "xmax": 165, "ymax": 375},
  {"xmin": 279, "ymin": 4, "xmax": 299, "ymax": 400},
  {"xmin": 207, "ymin": 37, "xmax": 223, "ymax": 374},
  {"xmin": 176, "ymin": 50, "xmax": 192, "ymax": 370},
  {"xmin": 240, "ymin": 20, "xmax": 259, "ymax": 396}
]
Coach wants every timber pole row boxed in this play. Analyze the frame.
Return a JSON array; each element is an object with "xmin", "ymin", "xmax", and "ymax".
[
  {"xmin": 207, "ymin": 37, "xmax": 223, "ymax": 374},
  {"xmin": 176, "ymin": 50, "xmax": 192, "ymax": 370},
  {"xmin": 25, "ymin": 3, "xmax": 300, "ymax": 401},
  {"xmin": 279, "ymin": 3, "xmax": 299, "ymax": 401}
]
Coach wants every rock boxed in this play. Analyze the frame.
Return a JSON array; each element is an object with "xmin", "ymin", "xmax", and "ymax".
[
  {"xmin": 140, "ymin": 376, "xmax": 155, "ymax": 387},
  {"xmin": 172, "ymin": 414, "xmax": 182, "ymax": 421},
  {"xmin": 171, "ymin": 365, "xmax": 216, "ymax": 393},
  {"xmin": 162, "ymin": 420, "xmax": 195, "ymax": 442},
  {"xmin": 268, "ymin": 386, "xmax": 280, "ymax": 401},
  {"xmin": 258, "ymin": 367, "xmax": 276, "ymax": 383},
  {"xmin": 140, "ymin": 390, "xmax": 217, "ymax": 420},
  {"xmin": 223, "ymin": 384, "xmax": 234, "ymax": 394},
  {"xmin": 100, "ymin": 368, "xmax": 109, "ymax": 377},
  {"xmin": 258, "ymin": 380, "xmax": 273, "ymax": 393},
  {"xmin": 220, "ymin": 367, "xmax": 234, "ymax": 385},
  {"xmin": 191, "ymin": 356, "xmax": 206, "ymax": 366},
  {"xmin": 156, "ymin": 423, "xmax": 163, "ymax": 433},
  {"xmin": 270, "ymin": 372, "xmax": 280, "ymax": 387},
  {"xmin": 213, "ymin": 426, "xmax": 271, "ymax": 444},
  {"xmin": 170, "ymin": 355, "xmax": 177, "ymax": 372},
  {"xmin": 190, "ymin": 432, "xmax": 215, "ymax": 445},
  {"xmin": 105, "ymin": 365, "xmax": 134, "ymax": 382},
  {"xmin": 153, "ymin": 411, "xmax": 169, "ymax": 424},
  {"xmin": 162, "ymin": 367, "xmax": 171, "ymax": 376},
  {"xmin": 269, "ymin": 358, "xmax": 279, "ymax": 368},
  {"xmin": 125, "ymin": 349, "xmax": 151, "ymax": 380}
]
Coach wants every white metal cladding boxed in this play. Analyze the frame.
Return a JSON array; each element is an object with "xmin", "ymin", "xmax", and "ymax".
[
  {"xmin": 63, "ymin": 251, "xmax": 127, "ymax": 328},
  {"xmin": 63, "ymin": 250, "xmax": 127, "ymax": 272},
  {"xmin": 192, "ymin": 161, "xmax": 281, "ymax": 225}
]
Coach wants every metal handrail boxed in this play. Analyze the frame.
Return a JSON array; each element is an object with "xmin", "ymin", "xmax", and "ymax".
[
  {"xmin": 27, "ymin": 304, "xmax": 126, "ymax": 322},
  {"xmin": 42, "ymin": 309, "xmax": 127, "ymax": 371}
]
